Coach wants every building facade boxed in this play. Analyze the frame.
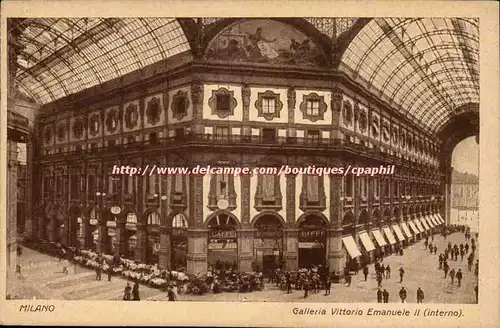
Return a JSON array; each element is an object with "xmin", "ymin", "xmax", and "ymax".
[{"xmin": 29, "ymin": 18, "xmax": 448, "ymax": 276}]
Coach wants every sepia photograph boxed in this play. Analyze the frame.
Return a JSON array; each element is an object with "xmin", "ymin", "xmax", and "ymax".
[{"xmin": 1, "ymin": 1, "xmax": 499, "ymax": 327}]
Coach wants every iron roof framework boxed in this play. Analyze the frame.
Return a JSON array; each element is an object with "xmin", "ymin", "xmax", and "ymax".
[
  {"xmin": 14, "ymin": 18, "xmax": 190, "ymax": 104},
  {"xmin": 341, "ymin": 18, "xmax": 479, "ymax": 133},
  {"xmin": 12, "ymin": 18, "xmax": 479, "ymax": 135}
]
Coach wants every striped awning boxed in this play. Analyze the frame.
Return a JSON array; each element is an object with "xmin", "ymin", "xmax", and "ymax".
[
  {"xmin": 409, "ymin": 221, "xmax": 420, "ymax": 234},
  {"xmin": 400, "ymin": 223, "xmax": 412, "ymax": 238},
  {"xmin": 383, "ymin": 227, "xmax": 397, "ymax": 245},
  {"xmin": 392, "ymin": 224, "xmax": 405, "ymax": 241},
  {"xmin": 372, "ymin": 229, "xmax": 387, "ymax": 247},
  {"xmin": 342, "ymin": 236, "xmax": 362, "ymax": 258},
  {"xmin": 359, "ymin": 232, "xmax": 376, "ymax": 252}
]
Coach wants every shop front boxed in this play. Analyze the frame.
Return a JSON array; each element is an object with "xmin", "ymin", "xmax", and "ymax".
[
  {"xmin": 207, "ymin": 213, "xmax": 238, "ymax": 270},
  {"xmin": 253, "ymin": 214, "xmax": 284, "ymax": 274},
  {"xmin": 124, "ymin": 212, "xmax": 138, "ymax": 259},
  {"xmin": 146, "ymin": 211, "xmax": 160, "ymax": 264},
  {"xmin": 88, "ymin": 207, "xmax": 99, "ymax": 251},
  {"xmin": 298, "ymin": 215, "xmax": 327, "ymax": 269},
  {"xmin": 171, "ymin": 214, "xmax": 188, "ymax": 270}
]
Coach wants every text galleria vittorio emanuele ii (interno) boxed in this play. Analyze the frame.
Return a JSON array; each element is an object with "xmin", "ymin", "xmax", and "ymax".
[{"xmin": 6, "ymin": 17, "xmax": 478, "ymax": 280}]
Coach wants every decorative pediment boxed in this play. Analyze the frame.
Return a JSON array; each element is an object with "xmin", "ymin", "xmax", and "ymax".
[
  {"xmin": 205, "ymin": 19, "xmax": 327, "ymax": 67},
  {"xmin": 105, "ymin": 108, "xmax": 120, "ymax": 133},
  {"xmin": 171, "ymin": 90, "xmax": 190, "ymax": 121},
  {"xmin": 146, "ymin": 97, "xmax": 161, "ymax": 126},
  {"xmin": 124, "ymin": 103, "xmax": 139, "ymax": 129},
  {"xmin": 72, "ymin": 117, "xmax": 84, "ymax": 139},
  {"xmin": 299, "ymin": 92, "xmax": 327, "ymax": 122},
  {"xmin": 208, "ymin": 87, "xmax": 237, "ymax": 119},
  {"xmin": 255, "ymin": 90, "xmax": 283, "ymax": 121}
]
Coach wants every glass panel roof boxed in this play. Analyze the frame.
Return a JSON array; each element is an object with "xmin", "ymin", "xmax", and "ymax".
[
  {"xmin": 15, "ymin": 18, "xmax": 191, "ymax": 104},
  {"xmin": 341, "ymin": 18, "xmax": 479, "ymax": 133}
]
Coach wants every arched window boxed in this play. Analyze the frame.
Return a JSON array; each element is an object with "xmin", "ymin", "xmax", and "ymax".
[
  {"xmin": 172, "ymin": 213, "xmax": 188, "ymax": 228},
  {"xmin": 147, "ymin": 212, "xmax": 160, "ymax": 225}
]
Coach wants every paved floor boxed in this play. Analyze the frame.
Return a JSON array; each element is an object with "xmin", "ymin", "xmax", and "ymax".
[{"xmin": 7, "ymin": 232, "xmax": 478, "ymax": 303}]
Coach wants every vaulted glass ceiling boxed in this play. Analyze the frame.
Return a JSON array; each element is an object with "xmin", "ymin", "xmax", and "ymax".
[
  {"xmin": 14, "ymin": 18, "xmax": 190, "ymax": 104},
  {"xmin": 341, "ymin": 18, "xmax": 479, "ymax": 133}
]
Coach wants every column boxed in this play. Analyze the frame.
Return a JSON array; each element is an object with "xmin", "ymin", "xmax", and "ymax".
[
  {"xmin": 190, "ymin": 82, "xmax": 204, "ymax": 135},
  {"xmin": 443, "ymin": 168, "xmax": 452, "ymax": 226},
  {"xmin": 187, "ymin": 175, "xmax": 207, "ymax": 275},
  {"xmin": 330, "ymin": 87, "xmax": 343, "ymax": 140},
  {"xmin": 25, "ymin": 136, "xmax": 34, "ymax": 238},
  {"xmin": 158, "ymin": 226, "xmax": 171, "ymax": 269},
  {"xmin": 238, "ymin": 175, "xmax": 253, "ymax": 272},
  {"xmin": 242, "ymin": 84, "xmax": 251, "ymax": 136},
  {"xmin": 7, "ymin": 141, "xmax": 19, "ymax": 280},
  {"xmin": 287, "ymin": 87, "xmax": 296, "ymax": 138},
  {"xmin": 114, "ymin": 214, "xmax": 126, "ymax": 257},
  {"xmin": 134, "ymin": 223, "xmax": 147, "ymax": 262},
  {"xmin": 328, "ymin": 173, "xmax": 344, "ymax": 278},
  {"xmin": 284, "ymin": 173, "xmax": 298, "ymax": 270}
]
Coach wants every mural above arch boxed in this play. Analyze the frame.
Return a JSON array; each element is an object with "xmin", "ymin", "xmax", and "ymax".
[{"xmin": 205, "ymin": 19, "xmax": 326, "ymax": 67}]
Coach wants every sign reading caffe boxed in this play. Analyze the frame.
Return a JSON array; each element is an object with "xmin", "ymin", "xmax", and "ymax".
[{"xmin": 208, "ymin": 230, "xmax": 237, "ymax": 250}]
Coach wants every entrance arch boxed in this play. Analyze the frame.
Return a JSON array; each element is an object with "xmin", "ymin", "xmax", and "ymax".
[
  {"xmin": 145, "ymin": 210, "xmax": 160, "ymax": 264},
  {"xmin": 206, "ymin": 211, "xmax": 239, "ymax": 270},
  {"xmin": 171, "ymin": 213, "xmax": 188, "ymax": 270},
  {"xmin": 297, "ymin": 214, "xmax": 328, "ymax": 269},
  {"xmin": 252, "ymin": 213, "xmax": 285, "ymax": 273}
]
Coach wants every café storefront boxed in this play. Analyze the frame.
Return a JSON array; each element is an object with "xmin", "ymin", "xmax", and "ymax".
[
  {"xmin": 298, "ymin": 215, "xmax": 327, "ymax": 269},
  {"xmin": 207, "ymin": 213, "xmax": 238, "ymax": 269}
]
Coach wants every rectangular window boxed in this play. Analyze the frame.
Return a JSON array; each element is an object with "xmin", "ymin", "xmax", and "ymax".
[
  {"xmin": 307, "ymin": 130, "xmax": 321, "ymax": 142},
  {"xmin": 149, "ymin": 132, "xmax": 158, "ymax": 144},
  {"xmin": 262, "ymin": 98, "xmax": 275, "ymax": 114},
  {"xmin": 215, "ymin": 127, "xmax": 230, "ymax": 140},
  {"xmin": 175, "ymin": 128, "xmax": 185, "ymax": 139},
  {"xmin": 306, "ymin": 100, "xmax": 320, "ymax": 116},
  {"xmin": 262, "ymin": 128, "xmax": 276, "ymax": 143},
  {"xmin": 175, "ymin": 97, "xmax": 187, "ymax": 116},
  {"xmin": 216, "ymin": 94, "xmax": 231, "ymax": 112},
  {"xmin": 345, "ymin": 174, "xmax": 353, "ymax": 197}
]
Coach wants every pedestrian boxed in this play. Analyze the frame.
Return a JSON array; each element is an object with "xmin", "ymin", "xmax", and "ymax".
[
  {"xmin": 345, "ymin": 272, "xmax": 351, "ymax": 287},
  {"xmin": 460, "ymin": 249, "xmax": 465, "ymax": 261},
  {"xmin": 385, "ymin": 265, "xmax": 391, "ymax": 279},
  {"xmin": 439, "ymin": 254, "xmax": 443, "ymax": 269},
  {"xmin": 303, "ymin": 278, "xmax": 309, "ymax": 298},
  {"xmin": 444, "ymin": 263, "xmax": 449, "ymax": 278},
  {"xmin": 107, "ymin": 265, "xmax": 113, "ymax": 282},
  {"xmin": 450, "ymin": 268, "xmax": 455, "ymax": 284},
  {"xmin": 471, "ymin": 244, "xmax": 476, "ymax": 253},
  {"xmin": 434, "ymin": 245, "xmax": 438, "ymax": 254},
  {"xmin": 132, "ymin": 282, "xmax": 140, "ymax": 300},
  {"xmin": 363, "ymin": 265, "xmax": 369, "ymax": 281},
  {"xmin": 424, "ymin": 240, "xmax": 428, "ymax": 250},
  {"xmin": 377, "ymin": 288, "xmax": 383, "ymax": 303},
  {"xmin": 73, "ymin": 261, "xmax": 77, "ymax": 274},
  {"xmin": 431, "ymin": 234, "xmax": 434, "ymax": 242},
  {"xmin": 324, "ymin": 275, "xmax": 331, "ymax": 296},
  {"xmin": 416, "ymin": 287, "xmax": 424, "ymax": 303},
  {"xmin": 123, "ymin": 282, "xmax": 131, "ymax": 300},
  {"xmin": 383, "ymin": 289, "xmax": 389, "ymax": 303},
  {"xmin": 167, "ymin": 285, "xmax": 178, "ymax": 301},
  {"xmin": 399, "ymin": 287, "xmax": 407, "ymax": 303},
  {"xmin": 377, "ymin": 273, "xmax": 383, "ymax": 288},
  {"xmin": 16, "ymin": 264, "xmax": 22, "ymax": 279},
  {"xmin": 286, "ymin": 272, "xmax": 292, "ymax": 294},
  {"xmin": 456, "ymin": 269, "xmax": 463, "ymax": 287},
  {"xmin": 399, "ymin": 266, "xmax": 405, "ymax": 283},
  {"xmin": 465, "ymin": 243, "xmax": 469, "ymax": 253},
  {"xmin": 95, "ymin": 266, "xmax": 101, "ymax": 281}
]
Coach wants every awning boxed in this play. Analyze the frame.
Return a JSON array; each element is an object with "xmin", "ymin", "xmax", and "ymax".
[
  {"xmin": 359, "ymin": 232, "xmax": 376, "ymax": 252},
  {"xmin": 372, "ymin": 229, "xmax": 387, "ymax": 247},
  {"xmin": 421, "ymin": 218, "xmax": 430, "ymax": 231},
  {"xmin": 409, "ymin": 221, "xmax": 420, "ymax": 234},
  {"xmin": 425, "ymin": 217, "xmax": 435, "ymax": 228},
  {"xmin": 437, "ymin": 214, "xmax": 445, "ymax": 224},
  {"xmin": 415, "ymin": 219, "xmax": 425, "ymax": 232},
  {"xmin": 383, "ymin": 227, "xmax": 397, "ymax": 245},
  {"xmin": 342, "ymin": 236, "xmax": 362, "ymax": 258},
  {"xmin": 430, "ymin": 215, "xmax": 439, "ymax": 226},
  {"xmin": 401, "ymin": 223, "xmax": 412, "ymax": 238},
  {"xmin": 392, "ymin": 224, "xmax": 405, "ymax": 241}
]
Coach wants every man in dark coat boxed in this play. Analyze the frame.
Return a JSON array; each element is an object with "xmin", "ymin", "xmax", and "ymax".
[
  {"xmin": 385, "ymin": 265, "xmax": 391, "ymax": 279},
  {"xmin": 456, "ymin": 269, "xmax": 463, "ymax": 287},
  {"xmin": 399, "ymin": 266, "xmax": 405, "ymax": 283},
  {"xmin": 443, "ymin": 263, "xmax": 449, "ymax": 278},
  {"xmin": 449, "ymin": 268, "xmax": 456, "ymax": 284},
  {"xmin": 439, "ymin": 254, "xmax": 443, "ymax": 269},
  {"xmin": 132, "ymin": 282, "xmax": 140, "ymax": 300},
  {"xmin": 377, "ymin": 288, "xmax": 383, "ymax": 303},
  {"xmin": 363, "ymin": 266, "xmax": 369, "ymax": 281},
  {"xmin": 399, "ymin": 287, "xmax": 407, "ymax": 303},
  {"xmin": 324, "ymin": 275, "xmax": 331, "ymax": 296},
  {"xmin": 383, "ymin": 289, "xmax": 389, "ymax": 303},
  {"xmin": 416, "ymin": 287, "xmax": 424, "ymax": 303},
  {"xmin": 286, "ymin": 271, "xmax": 292, "ymax": 294},
  {"xmin": 474, "ymin": 285, "xmax": 478, "ymax": 303}
]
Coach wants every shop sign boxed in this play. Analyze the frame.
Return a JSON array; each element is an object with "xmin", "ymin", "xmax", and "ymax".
[
  {"xmin": 89, "ymin": 219, "xmax": 99, "ymax": 225},
  {"xmin": 125, "ymin": 222, "xmax": 137, "ymax": 231},
  {"xmin": 106, "ymin": 221, "xmax": 117, "ymax": 228},
  {"xmin": 209, "ymin": 230, "xmax": 237, "ymax": 239},
  {"xmin": 255, "ymin": 228, "xmax": 282, "ymax": 239},
  {"xmin": 299, "ymin": 242, "xmax": 324, "ymax": 249},
  {"xmin": 208, "ymin": 239, "xmax": 237, "ymax": 250},
  {"xmin": 299, "ymin": 229, "xmax": 326, "ymax": 242}
]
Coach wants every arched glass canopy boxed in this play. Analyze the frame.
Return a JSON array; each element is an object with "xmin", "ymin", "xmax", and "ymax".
[
  {"xmin": 340, "ymin": 18, "xmax": 479, "ymax": 133},
  {"xmin": 14, "ymin": 18, "xmax": 191, "ymax": 104}
]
